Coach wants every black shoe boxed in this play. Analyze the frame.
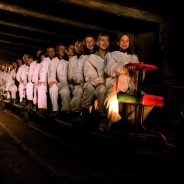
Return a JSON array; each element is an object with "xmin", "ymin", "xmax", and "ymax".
[
  {"xmin": 78, "ymin": 108, "xmax": 91, "ymax": 121},
  {"xmin": 49, "ymin": 111, "xmax": 58, "ymax": 118},
  {"xmin": 32, "ymin": 105, "xmax": 37, "ymax": 112},
  {"xmin": 37, "ymin": 108, "xmax": 45, "ymax": 113},
  {"xmin": 20, "ymin": 98, "xmax": 26, "ymax": 106}
]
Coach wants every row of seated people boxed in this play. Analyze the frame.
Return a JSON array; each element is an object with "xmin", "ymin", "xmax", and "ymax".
[{"xmin": 0, "ymin": 32, "xmax": 153, "ymax": 132}]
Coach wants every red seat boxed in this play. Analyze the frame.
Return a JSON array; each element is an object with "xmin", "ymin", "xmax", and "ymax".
[{"xmin": 141, "ymin": 94, "xmax": 164, "ymax": 107}]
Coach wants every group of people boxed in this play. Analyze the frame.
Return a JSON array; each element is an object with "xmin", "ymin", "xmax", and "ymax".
[{"xmin": 0, "ymin": 32, "xmax": 153, "ymax": 132}]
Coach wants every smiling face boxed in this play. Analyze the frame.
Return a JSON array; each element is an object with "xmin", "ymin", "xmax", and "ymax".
[
  {"xmin": 96, "ymin": 35, "xmax": 109, "ymax": 51},
  {"xmin": 117, "ymin": 34, "xmax": 130, "ymax": 50}
]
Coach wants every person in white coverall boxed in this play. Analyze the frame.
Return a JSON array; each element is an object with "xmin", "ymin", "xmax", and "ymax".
[
  {"xmin": 37, "ymin": 51, "xmax": 49, "ymax": 113},
  {"xmin": 16, "ymin": 54, "xmax": 29, "ymax": 104},
  {"xmin": 26, "ymin": 50, "xmax": 42, "ymax": 110},
  {"xmin": 104, "ymin": 32, "xmax": 153, "ymax": 128},
  {"xmin": 48, "ymin": 44, "xmax": 71, "ymax": 117},
  {"xmin": 0, "ymin": 64, "xmax": 3, "ymax": 98},
  {"xmin": 68, "ymin": 39, "xmax": 85, "ymax": 112},
  {"xmin": 5, "ymin": 63, "xmax": 17, "ymax": 103},
  {"xmin": 3, "ymin": 64, "xmax": 11, "ymax": 100},
  {"xmin": 25, "ymin": 55, "xmax": 35, "ymax": 109},
  {"xmin": 82, "ymin": 33, "xmax": 109, "ymax": 131},
  {"xmin": 83, "ymin": 34, "xmax": 96, "ymax": 55}
]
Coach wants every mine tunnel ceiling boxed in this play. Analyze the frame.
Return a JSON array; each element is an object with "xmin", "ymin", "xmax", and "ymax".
[{"xmin": 0, "ymin": 0, "xmax": 173, "ymax": 62}]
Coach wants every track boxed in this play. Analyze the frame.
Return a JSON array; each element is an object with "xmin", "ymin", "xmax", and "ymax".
[{"xmin": 0, "ymin": 101, "xmax": 179, "ymax": 184}]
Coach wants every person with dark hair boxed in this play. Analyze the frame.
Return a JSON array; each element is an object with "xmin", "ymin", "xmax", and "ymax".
[
  {"xmin": 48, "ymin": 44, "xmax": 71, "ymax": 117},
  {"xmin": 5, "ymin": 62, "xmax": 17, "ymax": 103},
  {"xmin": 104, "ymin": 32, "xmax": 153, "ymax": 128},
  {"xmin": 81, "ymin": 33, "xmax": 109, "ymax": 132},
  {"xmin": 25, "ymin": 55, "xmax": 34, "ymax": 109},
  {"xmin": 27, "ymin": 50, "xmax": 45, "ymax": 111},
  {"xmin": 16, "ymin": 53, "xmax": 29, "ymax": 105},
  {"xmin": 68, "ymin": 39, "xmax": 85, "ymax": 113},
  {"xmin": 37, "ymin": 46, "xmax": 55, "ymax": 114},
  {"xmin": 83, "ymin": 34, "xmax": 96, "ymax": 55},
  {"xmin": 65, "ymin": 43, "xmax": 75, "ymax": 59}
]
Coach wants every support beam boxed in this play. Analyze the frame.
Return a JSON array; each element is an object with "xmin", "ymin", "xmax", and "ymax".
[
  {"xmin": 0, "ymin": 44, "xmax": 23, "ymax": 53},
  {"xmin": 0, "ymin": 20, "xmax": 75, "ymax": 39},
  {"xmin": 61, "ymin": 0, "xmax": 165, "ymax": 24},
  {"xmin": 0, "ymin": 2, "xmax": 119, "ymax": 34},
  {"xmin": 0, "ymin": 39, "xmax": 42, "ymax": 49},
  {"xmin": 0, "ymin": 50, "xmax": 21, "ymax": 63},
  {"xmin": 0, "ymin": 32, "xmax": 54, "ymax": 45},
  {"xmin": 0, "ymin": 50, "xmax": 20, "ymax": 57}
]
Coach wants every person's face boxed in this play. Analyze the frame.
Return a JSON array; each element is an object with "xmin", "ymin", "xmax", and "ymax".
[
  {"xmin": 118, "ymin": 35, "xmax": 130, "ymax": 50},
  {"xmin": 36, "ymin": 49, "xmax": 42, "ymax": 58},
  {"xmin": 47, "ymin": 47, "xmax": 56, "ymax": 59},
  {"xmin": 85, "ymin": 37, "xmax": 95, "ymax": 51},
  {"xmin": 17, "ymin": 59, "xmax": 23, "ymax": 67},
  {"xmin": 96, "ymin": 35, "xmax": 109, "ymax": 51},
  {"xmin": 67, "ymin": 44, "xmax": 75, "ymax": 57},
  {"xmin": 40, "ymin": 54, "xmax": 46, "ymax": 62},
  {"xmin": 23, "ymin": 54, "xmax": 29, "ymax": 64},
  {"xmin": 13, "ymin": 62, "xmax": 17, "ymax": 69},
  {"xmin": 28, "ymin": 58, "xmax": 33, "ymax": 65},
  {"xmin": 58, "ymin": 45, "xmax": 66, "ymax": 58},
  {"xmin": 75, "ymin": 42, "xmax": 83, "ymax": 55}
]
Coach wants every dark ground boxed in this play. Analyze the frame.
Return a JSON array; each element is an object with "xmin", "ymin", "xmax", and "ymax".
[{"xmin": 0, "ymin": 99, "xmax": 182, "ymax": 183}]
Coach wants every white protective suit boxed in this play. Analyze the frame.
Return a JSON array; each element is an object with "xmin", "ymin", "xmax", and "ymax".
[
  {"xmin": 68, "ymin": 55, "xmax": 86, "ymax": 112},
  {"xmin": 104, "ymin": 51, "xmax": 152, "ymax": 124},
  {"xmin": 0, "ymin": 69, "xmax": 2, "ymax": 97},
  {"xmin": 32, "ymin": 62, "xmax": 40, "ymax": 105},
  {"xmin": 37, "ymin": 57, "xmax": 49, "ymax": 109},
  {"xmin": 1, "ymin": 70, "xmax": 8, "ymax": 98},
  {"xmin": 6, "ymin": 68, "xmax": 17, "ymax": 99},
  {"xmin": 48, "ymin": 57, "xmax": 71, "ymax": 112},
  {"xmin": 16, "ymin": 64, "xmax": 29, "ymax": 103},
  {"xmin": 26, "ymin": 61, "xmax": 37, "ymax": 101},
  {"xmin": 83, "ymin": 53, "xmax": 107, "ymax": 115}
]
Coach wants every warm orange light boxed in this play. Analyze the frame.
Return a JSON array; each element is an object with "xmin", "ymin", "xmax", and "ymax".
[{"xmin": 106, "ymin": 94, "xmax": 121, "ymax": 123}]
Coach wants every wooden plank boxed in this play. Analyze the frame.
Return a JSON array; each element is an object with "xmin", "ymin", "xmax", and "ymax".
[
  {"xmin": 63, "ymin": 0, "xmax": 165, "ymax": 23},
  {"xmin": 0, "ymin": 2, "xmax": 119, "ymax": 34}
]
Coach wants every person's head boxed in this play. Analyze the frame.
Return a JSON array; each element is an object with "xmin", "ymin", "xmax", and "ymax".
[
  {"xmin": 96, "ymin": 33, "xmax": 109, "ymax": 51},
  {"xmin": 4, "ymin": 64, "xmax": 8, "ymax": 72},
  {"xmin": 12, "ymin": 62, "xmax": 17, "ymax": 69},
  {"xmin": 66, "ymin": 44, "xmax": 75, "ymax": 58},
  {"xmin": 8, "ymin": 63, "xmax": 12, "ymax": 72},
  {"xmin": 38, "ymin": 51, "xmax": 46, "ymax": 62},
  {"xmin": 116, "ymin": 32, "xmax": 133, "ymax": 54},
  {"xmin": 83, "ymin": 34, "xmax": 96, "ymax": 54},
  {"xmin": 46, "ymin": 46, "xmax": 56, "ymax": 59},
  {"xmin": 36, "ymin": 49, "xmax": 43, "ymax": 59},
  {"xmin": 23, "ymin": 53, "xmax": 29, "ymax": 64},
  {"xmin": 17, "ymin": 58, "xmax": 23, "ymax": 67},
  {"xmin": 27, "ymin": 55, "xmax": 33, "ymax": 66},
  {"xmin": 56, "ymin": 43, "xmax": 66, "ymax": 59},
  {"xmin": 74, "ymin": 39, "xmax": 83, "ymax": 56}
]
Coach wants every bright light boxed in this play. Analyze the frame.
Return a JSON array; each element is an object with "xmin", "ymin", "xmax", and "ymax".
[{"xmin": 106, "ymin": 94, "xmax": 121, "ymax": 123}]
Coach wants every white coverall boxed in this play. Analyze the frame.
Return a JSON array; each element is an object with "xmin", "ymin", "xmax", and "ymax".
[
  {"xmin": 104, "ymin": 51, "xmax": 152, "ymax": 124},
  {"xmin": 16, "ymin": 64, "xmax": 29, "ymax": 103},
  {"xmin": 1, "ymin": 70, "xmax": 8, "ymax": 98},
  {"xmin": 48, "ymin": 57, "xmax": 71, "ymax": 112},
  {"xmin": 68, "ymin": 55, "xmax": 86, "ymax": 112},
  {"xmin": 26, "ymin": 61, "xmax": 37, "ymax": 101},
  {"xmin": 6, "ymin": 68, "xmax": 17, "ymax": 100},
  {"xmin": 83, "ymin": 53, "xmax": 107, "ymax": 116},
  {"xmin": 37, "ymin": 57, "xmax": 49, "ymax": 109}
]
